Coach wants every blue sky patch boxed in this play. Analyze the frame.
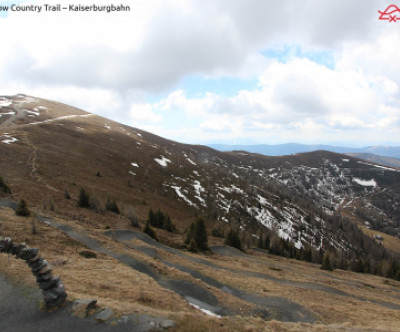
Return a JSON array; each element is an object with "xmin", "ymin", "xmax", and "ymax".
[{"xmin": 263, "ymin": 45, "xmax": 335, "ymax": 69}]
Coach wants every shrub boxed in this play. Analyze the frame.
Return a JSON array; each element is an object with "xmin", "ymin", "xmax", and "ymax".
[
  {"xmin": 64, "ymin": 190, "xmax": 71, "ymax": 199},
  {"xmin": 79, "ymin": 250, "xmax": 97, "ymax": 259},
  {"xmin": 211, "ymin": 228, "xmax": 224, "ymax": 238},
  {"xmin": 126, "ymin": 207, "xmax": 139, "ymax": 227},
  {"xmin": 89, "ymin": 196, "xmax": 103, "ymax": 214},
  {"xmin": 15, "ymin": 199, "xmax": 30, "ymax": 217}
]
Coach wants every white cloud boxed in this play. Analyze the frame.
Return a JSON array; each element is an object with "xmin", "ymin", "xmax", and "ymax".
[
  {"xmin": 1, "ymin": 0, "xmax": 399, "ymax": 146},
  {"xmin": 129, "ymin": 103, "xmax": 162, "ymax": 123}
]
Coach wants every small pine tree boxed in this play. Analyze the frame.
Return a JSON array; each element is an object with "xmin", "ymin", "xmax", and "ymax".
[
  {"xmin": 143, "ymin": 221, "xmax": 157, "ymax": 240},
  {"xmin": 0, "ymin": 176, "xmax": 11, "ymax": 194},
  {"xmin": 194, "ymin": 218, "xmax": 208, "ymax": 251},
  {"xmin": 185, "ymin": 222, "xmax": 195, "ymax": 245},
  {"xmin": 96, "ymin": 170, "xmax": 101, "ymax": 177},
  {"xmin": 185, "ymin": 218, "xmax": 209, "ymax": 252},
  {"xmin": 126, "ymin": 207, "xmax": 139, "ymax": 227},
  {"xmin": 105, "ymin": 197, "xmax": 120, "ymax": 214},
  {"xmin": 147, "ymin": 208, "xmax": 156, "ymax": 226},
  {"xmin": 264, "ymin": 234, "xmax": 270, "ymax": 251},
  {"xmin": 15, "ymin": 199, "xmax": 30, "ymax": 217},
  {"xmin": 77, "ymin": 188, "xmax": 90, "ymax": 208},
  {"xmin": 321, "ymin": 252, "xmax": 333, "ymax": 271},
  {"xmin": 258, "ymin": 236, "xmax": 264, "ymax": 249},
  {"xmin": 155, "ymin": 209, "xmax": 164, "ymax": 228},
  {"xmin": 225, "ymin": 229, "xmax": 242, "ymax": 251},
  {"xmin": 163, "ymin": 214, "xmax": 175, "ymax": 232},
  {"xmin": 301, "ymin": 246, "xmax": 313, "ymax": 262},
  {"xmin": 188, "ymin": 238, "xmax": 198, "ymax": 252}
]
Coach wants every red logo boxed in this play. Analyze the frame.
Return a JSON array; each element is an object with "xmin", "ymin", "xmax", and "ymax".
[{"xmin": 379, "ymin": 4, "xmax": 400, "ymax": 22}]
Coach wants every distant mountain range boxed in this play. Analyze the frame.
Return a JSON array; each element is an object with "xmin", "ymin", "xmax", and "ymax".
[{"xmin": 209, "ymin": 143, "xmax": 400, "ymax": 160}]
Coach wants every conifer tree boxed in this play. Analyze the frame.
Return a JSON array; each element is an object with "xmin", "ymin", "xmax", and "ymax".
[
  {"xmin": 143, "ymin": 221, "xmax": 157, "ymax": 240},
  {"xmin": 258, "ymin": 236, "xmax": 264, "ymax": 249},
  {"xmin": 77, "ymin": 188, "xmax": 90, "ymax": 208},
  {"xmin": 105, "ymin": 197, "xmax": 120, "ymax": 214},
  {"xmin": 0, "ymin": 176, "xmax": 11, "ymax": 194},
  {"xmin": 185, "ymin": 218, "xmax": 209, "ymax": 251},
  {"xmin": 15, "ymin": 199, "xmax": 30, "ymax": 217},
  {"xmin": 225, "ymin": 229, "xmax": 242, "ymax": 251},
  {"xmin": 185, "ymin": 222, "xmax": 195, "ymax": 245},
  {"xmin": 321, "ymin": 252, "xmax": 333, "ymax": 271},
  {"xmin": 194, "ymin": 218, "xmax": 208, "ymax": 251}
]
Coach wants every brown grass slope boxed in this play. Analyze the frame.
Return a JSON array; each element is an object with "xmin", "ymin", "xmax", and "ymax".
[{"xmin": 1, "ymin": 94, "xmax": 400, "ymax": 330}]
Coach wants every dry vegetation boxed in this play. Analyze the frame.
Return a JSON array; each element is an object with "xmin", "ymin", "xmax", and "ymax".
[
  {"xmin": 1, "ymin": 206, "xmax": 400, "ymax": 331},
  {"xmin": 1, "ymin": 96, "xmax": 400, "ymax": 331}
]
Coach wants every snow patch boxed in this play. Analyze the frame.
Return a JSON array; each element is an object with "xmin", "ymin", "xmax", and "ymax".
[
  {"xmin": 131, "ymin": 162, "xmax": 139, "ymax": 167},
  {"xmin": 186, "ymin": 157, "xmax": 197, "ymax": 166},
  {"xmin": 187, "ymin": 301, "xmax": 221, "ymax": 318},
  {"xmin": 341, "ymin": 159, "xmax": 349, "ymax": 162},
  {"xmin": 1, "ymin": 134, "xmax": 18, "ymax": 144},
  {"xmin": 26, "ymin": 109, "xmax": 40, "ymax": 116},
  {"xmin": 353, "ymin": 178, "xmax": 377, "ymax": 187},
  {"xmin": 31, "ymin": 114, "xmax": 94, "ymax": 125},
  {"xmin": 154, "ymin": 155, "xmax": 171, "ymax": 167},
  {"xmin": 170, "ymin": 185, "xmax": 198, "ymax": 208},
  {"xmin": 0, "ymin": 99, "xmax": 12, "ymax": 107},
  {"xmin": 0, "ymin": 111, "xmax": 16, "ymax": 117},
  {"xmin": 357, "ymin": 161, "xmax": 400, "ymax": 172}
]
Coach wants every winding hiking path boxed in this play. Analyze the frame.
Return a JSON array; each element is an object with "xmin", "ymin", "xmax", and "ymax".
[{"xmin": 37, "ymin": 218, "xmax": 319, "ymax": 322}]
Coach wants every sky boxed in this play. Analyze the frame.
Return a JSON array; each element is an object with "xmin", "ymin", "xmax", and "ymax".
[{"xmin": 1, "ymin": 0, "xmax": 400, "ymax": 146}]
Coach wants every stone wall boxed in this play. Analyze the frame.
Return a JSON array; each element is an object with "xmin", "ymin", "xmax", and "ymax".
[{"xmin": 0, "ymin": 236, "xmax": 67, "ymax": 308}]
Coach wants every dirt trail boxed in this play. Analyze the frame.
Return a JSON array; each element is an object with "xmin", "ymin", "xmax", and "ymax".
[
  {"xmin": 19, "ymin": 134, "xmax": 59, "ymax": 192},
  {"xmin": 37, "ymin": 216, "xmax": 229, "ymax": 317},
  {"xmin": 38, "ymin": 217, "xmax": 317, "ymax": 321},
  {"xmin": 105, "ymin": 230, "xmax": 318, "ymax": 322},
  {"xmin": 0, "ymin": 104, "xmax": 26, "ymax": 128},
  {"xmin": 108, "ymin": 229, "xmax": 400, "ymax": 312}
]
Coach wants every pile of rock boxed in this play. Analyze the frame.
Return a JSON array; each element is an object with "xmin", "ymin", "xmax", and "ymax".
[{"xmin": 0, "ymin": 236, "xmax": 67, "ymax": 308}]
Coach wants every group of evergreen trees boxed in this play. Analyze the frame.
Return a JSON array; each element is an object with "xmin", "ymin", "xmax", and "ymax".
[
  {"xmin": 224, "ymin": 229, "xmax": 242, "ymax": 251},
  {"xmin": 143, "ymin": 208, "xmax": 177, "ymax": 241},
  {"xmin": 147, "ymin": 208, "xmax": 176, "ymax": 232},
  {"xmin": 77, "ymin": 188, "xmax": 120, "ymax": 214},
  {"xmin": 105, "ymin": 197, "xmax": 120, "ymax": 214},
  {"xmin": 185, "ymin": 218, "xmax": 209, "ymax": 252}
]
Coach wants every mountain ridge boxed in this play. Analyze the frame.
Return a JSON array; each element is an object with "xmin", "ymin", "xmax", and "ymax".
[
  {"xmin": 2, "ymin": 94, "xmax": 400, "ymax": 330},
  {"xmin": 209, "ymin": 143, "xmax": 400, "ymax": 160}
]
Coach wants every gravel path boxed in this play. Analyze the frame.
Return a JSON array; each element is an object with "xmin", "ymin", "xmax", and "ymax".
[
  {"xmin": 0, "ymin": 273, "xmax": 162, "ymax": 332},
  {"xmin": 106, "ymin": 229, "xmax": 318, "ymax": 322}
]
